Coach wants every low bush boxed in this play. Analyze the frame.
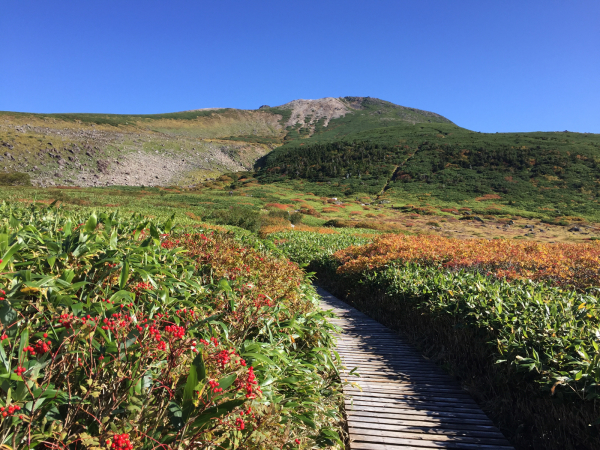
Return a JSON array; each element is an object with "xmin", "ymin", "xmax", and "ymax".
[
  {"xmin": 0, "ymin": 172, "xmax": 31, "ymax": 186},
  {"xmin": 0, "ymin": 204, "xmax": 342, "ymax": 449},
  {"xmin": 206, "ymin": 206, "xmax": 262, "ymax": 232},
  {"xmin": 275, "ymin": 231, "xmax": 600, "ymax": 449}
]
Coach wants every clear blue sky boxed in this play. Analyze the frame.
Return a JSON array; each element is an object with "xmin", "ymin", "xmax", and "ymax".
[{"xmin": 1, "ymin": 0, "xmax": 598, "ymax": 133}]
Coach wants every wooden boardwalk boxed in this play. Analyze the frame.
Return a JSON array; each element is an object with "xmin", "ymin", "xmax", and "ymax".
[{"xmin": 318, "ymin": 287, "xmax": 514, "ymax": 450}]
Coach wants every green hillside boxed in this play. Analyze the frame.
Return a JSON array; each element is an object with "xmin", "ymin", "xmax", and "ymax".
[{"xmin": 256, "ymin": 103, "xmax": 600, "ymax": 221}]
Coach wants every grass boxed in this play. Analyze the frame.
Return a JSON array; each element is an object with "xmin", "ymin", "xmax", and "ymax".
[{"xmin": 2, "ymin": 181, "xmax": 599, "ymax": 245}]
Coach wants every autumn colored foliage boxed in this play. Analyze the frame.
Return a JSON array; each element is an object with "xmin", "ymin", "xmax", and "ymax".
[
  {"xmin": 0, "ymin": 205, "xmax": 342, "ymax": 449},
  {"xmin": 335, "ymin": 234, "xmax": 600, "ymax": 289}
]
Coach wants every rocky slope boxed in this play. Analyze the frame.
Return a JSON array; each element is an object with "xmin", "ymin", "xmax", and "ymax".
[{"xmin": 0, "ymin": 97, "xmax": 452, "ymax": 186}]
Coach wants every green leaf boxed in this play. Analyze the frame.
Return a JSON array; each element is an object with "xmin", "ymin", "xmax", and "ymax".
[
  {"xmin": 241, "ymin": 353, "xmax": 274, "ymax": 366},
  {"xmin": 83, "ymin": 213, "xmax": 98, "ymax": 234},
  {"xmin": 133, "ymin": 221, "xmax": 148, "ymax": 240},
  {"xmin": 109, "ymin": 290, "xmax": 134, "ymax": 304},
  {"xmin": 0, "ymin": 342, "xmax": 10, "ymax": 372},
  {"xmin": 217, "ymin": 373, "xmax": 237, "ymax": 391},
  {"xmin": 0, "ymin": 242, "xmax": 23, "ymax": 271},
  {"xmin": 189, "ymin": 399, "xmax": 246, "ymax": 432},
  {"xmin": 294, "ymin": 413, "xmax": 316, "ymax": 429},
  {"xmin": 150, "ymin": 223, "xmax": 160, "ymax": 244},
  {"xmin": 18, "ymin": 329, "xmax": 29, "ymax": 364},
  {"xmin": 119, "ymin": 259, "xmax": 130, "ymax": 289},
  {"xmin": 167, "ymin": 401, "xmax": 184, "ymax": 430},
  {"xmin": 63, "ymin": 220, "xmax": 72, "ymax": 237},
  {"xmin": 218, "ymin": 279, "xmax": 232, "ymax": 293},
  {"xmin": 164, "ymin": 214, "xmax": 175, "ymax": 233},
  {"xmin": 60, "ymin": 269, "xmax": 75, "ymax": 283},
  {"xmin": 183, "ymin": 352, "xmax": 206, "ymax": 412},
  {"xmin": 0, "ymin": 304, "xmax": 18, "ymax": 329},
  {"xmin": 109, "ymin": 228, "xmax": 118, "ymax": 249}
]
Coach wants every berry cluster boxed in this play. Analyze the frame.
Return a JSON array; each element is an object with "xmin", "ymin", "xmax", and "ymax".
[
  {"xmin": 208, "ymin": 379, "xmax": 223, "ymax": 394},
  {"xmin": 23, "ymin": 335, "xmax": 52, "ymax": 356},
  {"xmin": 0, "ymin": 289, "xmax": 6, "ymax": 301},
  {"xmin": 133, "ymin": 281, "xmax": 154, "ymax": 292},
  {"xmin": 164, "ymin": 325, "xmax": 185, "ymax": 340},
  {"xmin": 236, "ymin": 366, "xmax": 261, "ymax": 399},
  {"xmin": 253, "ymin": 293, "xmax": 273, "ymax": 309},
  {"xmin": 59, "ymin": 313, "xmax": 74, "ymax": 329},
  {"xmin": 108, "ymin": 433, "xmax": 133, "ymax": 450},
  {"xmin": 235, "ymin": 417, "xmax": 245, "ymax": 430},
  {"xmin": 0, "ymin": 404, "xmax": 22, "ymax": 420}
]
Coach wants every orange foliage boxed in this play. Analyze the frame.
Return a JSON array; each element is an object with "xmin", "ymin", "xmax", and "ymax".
[
  {"xmin": 475, "ymin": 194, "xmax": 502, "ymax": 201},
  {"xmin": 180, "ymin": 233, "xmax": 307, "ymax": 311},
  {"xmin": 265, "ymin": 203, "xmax": 293, "ymax": 211},
  {"xmin": 334, "ymin": 234, "xmax": 600, "ymax": 289},
  {"xmin": 322, "ymin": 207, "xmax": 339, "ymax": 213}
]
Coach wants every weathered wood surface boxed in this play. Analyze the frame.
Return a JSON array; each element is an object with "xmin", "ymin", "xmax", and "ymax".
[{"xmin": 318, "ymin": 287, "xmax": 513, "ymax": 449}]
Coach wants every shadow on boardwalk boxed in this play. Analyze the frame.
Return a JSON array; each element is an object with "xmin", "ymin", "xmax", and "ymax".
[{"xmin": 318, "ymin": 287, "xmax": 514, "ymax": 450}]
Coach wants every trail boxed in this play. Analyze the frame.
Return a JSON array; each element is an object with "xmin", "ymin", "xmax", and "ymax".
[
  {"xmin": 319, "ymin": 287, "xmax": 514, "ymax": 450},
  {"xmin": 377, "ymin": 146, "xmax": 420, "ymax": 197}
]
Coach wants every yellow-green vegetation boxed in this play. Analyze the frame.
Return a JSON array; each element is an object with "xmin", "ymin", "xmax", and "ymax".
[
  {"xmin": 0, "ymin": 109, "xmax": 285, "ymax": 187},
  {"xmin": 2, "ymin": 181, "xmax": 599, "ymax": 244},
  {"xmin": 272, "ymin": 229, "xmax": 600, "ymax": 449},
  {"xmin": 0, "ymin": 202, "xmax": 343, "ymax": 449}
]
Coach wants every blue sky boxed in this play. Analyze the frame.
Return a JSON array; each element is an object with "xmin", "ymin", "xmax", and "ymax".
[{"xmin": 1, "ymin": 0, "xmax": 598, "ymax": 133}]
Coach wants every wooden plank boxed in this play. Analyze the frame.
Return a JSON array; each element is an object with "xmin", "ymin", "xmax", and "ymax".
[
  {"xmin": 347, "ymin": 421, "xmax": 507, "ymax": 441},
  {"xmin": 318, "ymin": 287, "xmax": 513, "ymax": 450},
  {"xmin": 351, "ymin": 440, "xmax": 514, "ymax": 450},
  {"xmin": 350, "ymin": 433, "xmax": 514, "ymax": 449},
  {"xmin": 345, "ymin": 389, "xmax": 479, "ymax": 405},
  {"xmin": 348, "ymin": 414, "xmax": 502, "ymax": 432},
  {"xmin": 347, "ymin": 385, "xmax": 473, "ymax": 397},
  {"xmin": 348, "ymin": 426, "xmax": 510, "ymax": 445},
  {"xmin": 346, "ymin": 399, "xmax": 491, "ymax": 417},
  {"xmin": 347, "ymin": 410, "xmax": 496, "ymax": 427}
]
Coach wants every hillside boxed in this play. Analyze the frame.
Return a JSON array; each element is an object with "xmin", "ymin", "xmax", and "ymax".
[
  {"xmin": 4, "ymin": 96, "xmax": 600, "ymax": 222},
  {"xmin": 0, "ymin": 108, "xmax": 286, "ymax": 187},
  {"xmin": 0, "ymin": 97, "xmax": 450, "ymax": 187},
  {"xmin": 257, "ymin": 117, "xmax": 600, "ymax": 221}
]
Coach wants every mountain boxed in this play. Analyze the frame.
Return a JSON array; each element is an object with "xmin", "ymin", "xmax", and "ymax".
[
  {"xmin": 0, "ymin": 97, "xmax": 451, "ymax": 187},
  {"xmin": 255, "ymin": 99, "xmax": 600, "ymax": 221},
  {"xmin": 3, "ymin": 96, "xmax": 600, "ymax": 222}
]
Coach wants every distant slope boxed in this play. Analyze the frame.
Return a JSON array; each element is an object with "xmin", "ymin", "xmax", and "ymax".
[
  {"xmin": 0, "ymin": 108, "xmax": 285, "ymax": 187},
  {"xmin": 257, "ymin": 118, "xmax": 600, "ymax": 220},
  {"xmin": 0, "ymin": 97, "xmax": 453, "ymax": 187}
]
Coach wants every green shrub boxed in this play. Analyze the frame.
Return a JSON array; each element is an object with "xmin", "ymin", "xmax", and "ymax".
[
  {"xmin": 0, "ymin": 204, "xmax": 342, "ymax": 448},
  {"xmin": 290, "ymin": 212, "xmax": 303, "ymax": 225},
  {"xmin": 0, "ymin": 171, "xmax": 31, "ymax": 186},
  {"xmin": 208, "ymin": 206, "xmax": 262, "ymax": 232}
]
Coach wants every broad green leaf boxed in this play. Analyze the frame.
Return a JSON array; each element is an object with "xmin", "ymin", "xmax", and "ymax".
[
  {"xmin": 0, "ymin": 242, "xmax": 23, "ymax": 271},
  {"xmin": 183, "ymin": 352, "xmax": 206, "ymax": 414},
  {"xmin": 217, "ymin": 373, "xmax": 237, "ymax": 391},
  {"xmin": 83, "ymin": 213, "xmax": 98, "ymax": 234},
  {"xmin": 241, "ymin": 353, "xmax": 274, "ymax": 366},
  {"xmin": 189, "ymin": 399, "xmax": 245, "ymax": 432},
  {"xmin": 119, "ymin": 259, "xmax": 130, "ymax": 289},
  {"xmin": 164, "ymin": 214, "xmax": 175, "ymax": 233}
]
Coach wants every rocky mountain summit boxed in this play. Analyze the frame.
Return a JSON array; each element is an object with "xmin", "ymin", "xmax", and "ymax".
[{"xmin": 0, "ymin": 97, "xmax": 452, "ymax": 187}]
